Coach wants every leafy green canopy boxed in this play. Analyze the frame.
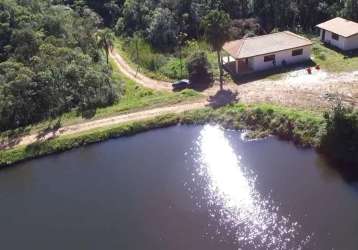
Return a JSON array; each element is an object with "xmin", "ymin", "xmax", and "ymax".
[
  {"xmin": 0, "ymin": 0, "xmax": 117, "ymax": 131},
  {"xmin": 321, "ymin": 102, "xmax": 358, "ymax": 166},
  {"xmin": 186, "ymin": 51, "xmax": 212, "ymax": 85},
  {"xmin": 60, "ymin": 0, "xmax": 358, "ymax": 52}
]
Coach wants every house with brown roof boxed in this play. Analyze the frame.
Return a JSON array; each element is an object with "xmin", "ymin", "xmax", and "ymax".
[
  {"xmin": 222, "ymin": 31, "xmax": 313, "ymax": 75},
  {"xmin": 316, "ymin": 17, "xmax": 358, "ymax": 51}
]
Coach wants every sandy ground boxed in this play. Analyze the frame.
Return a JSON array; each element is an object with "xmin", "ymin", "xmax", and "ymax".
[{"xmin": 232, "ymin": 68, "xmax": 358, "ymax": 109}]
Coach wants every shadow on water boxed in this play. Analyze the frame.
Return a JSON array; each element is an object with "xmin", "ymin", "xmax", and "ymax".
[{"xmin": 316, "ymin": 152, "xmax": 358, "ymax": 190}]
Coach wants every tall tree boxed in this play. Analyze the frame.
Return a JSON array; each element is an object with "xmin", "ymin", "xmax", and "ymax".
[
  {"xmin": 202, "ymin": 10, "xmax": 231, "ymax": 88},
  {"xmin": 96, "ymin": 28, "xmax": 115, "ymax": 64}
]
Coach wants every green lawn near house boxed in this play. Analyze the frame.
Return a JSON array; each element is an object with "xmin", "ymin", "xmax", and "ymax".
[{"xmin": 312, "ymin": 40, "xmax": 358, "ymax": 72}]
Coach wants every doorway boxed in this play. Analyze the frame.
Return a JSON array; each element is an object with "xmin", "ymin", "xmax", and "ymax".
[{"xmin": 321, "ymin": 30, "xmax": 326, "ymax": 41}]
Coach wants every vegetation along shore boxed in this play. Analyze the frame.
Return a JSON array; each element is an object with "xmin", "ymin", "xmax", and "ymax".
[{"xmin": 1, "ymin": 103, "xmax": 357, "ymax": 170}]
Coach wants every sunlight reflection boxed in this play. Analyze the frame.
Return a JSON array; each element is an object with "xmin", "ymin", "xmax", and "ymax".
[{"xmin": 191, "ymin": 125, "xmax": 311, "ymax": 249}]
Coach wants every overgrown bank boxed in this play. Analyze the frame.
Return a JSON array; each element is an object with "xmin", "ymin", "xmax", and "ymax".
[
  {"xmin": 0, "ymin": 104, "xmax": 323, "ymax": 167},
  {"xmin": 0, "ymin": 103, "xmax": 357, "ymax": 168}
]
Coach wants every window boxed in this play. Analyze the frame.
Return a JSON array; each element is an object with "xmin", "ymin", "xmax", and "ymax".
[
  {"xmin": 332, "ymin": 33, "xmax": 339, "ymax": 40},
  {"xmin": 264, "ymin": 55, "xmax": 275, "ymax": 62},
  {"xmin": 292, "ymin": 49, "xmax": 303, "ymax": 56}
]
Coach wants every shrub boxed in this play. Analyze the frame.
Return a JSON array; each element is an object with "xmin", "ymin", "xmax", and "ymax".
[
  {"xmin": 122, "ymin": 37, "xmax": 167, "ymax": 71},
  {"xmin": 321, "ymin": 102, "xmax": 358, "ymax": 166},
  {"xmin": 186, "ymin": 51, "xmax": 213, "ymax": 85},
  {"xmin": 159, "ymin": 57, "xmax": 188, "ymax": 80}
]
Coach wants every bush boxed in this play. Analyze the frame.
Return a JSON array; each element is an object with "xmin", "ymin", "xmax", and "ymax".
[
  {"xmin": 122, "ymin": 37, "xmax": 168, "ymax": 71},
  {"xmin": 159, "ymin": 58, "xmax": 187, "ymax": 80},
  {"xmin": 321, "ymin": 102, "xmax": 358, "ymax": 166},
  {"xmin": 186, "ymin": 51, "xmax": 213, "ymax": 85}
]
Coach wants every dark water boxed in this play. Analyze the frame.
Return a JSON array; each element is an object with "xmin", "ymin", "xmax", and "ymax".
[{"xmin": 0, "ymin": 125, "xmax": 357, "ymax": 250}]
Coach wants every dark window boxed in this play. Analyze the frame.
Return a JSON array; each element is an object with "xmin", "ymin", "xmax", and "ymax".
[
  {"xmin": 292, "ymin": 49, "xmax": 303, "ymax": 56},
  {"xmin": 332, "ymin": 33, "xmax": 339, "ymax": 40},
  {"xmin": 264, "ymin": 55, "xmax": 275, "ymax": 62}
]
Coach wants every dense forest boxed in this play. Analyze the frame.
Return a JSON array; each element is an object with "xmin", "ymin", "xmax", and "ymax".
[
  {"xmin": 0, "ymin": 0, "xmax": 117, "ymax": 131},
  {"xmin": 60, "ymin": 0, "xmax": 358, "ymax": 51},
  {"xmin": 1, "ymin": 0, "xmax": 358, "ymax": 131}
]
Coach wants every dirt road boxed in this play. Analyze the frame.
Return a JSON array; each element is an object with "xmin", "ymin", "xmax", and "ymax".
[
  {"xmin": 110, "ymin": 51, "xmax": 172, "ymax": 91},
  {"xmin": 1, "ymin": 102, "xmax": 207, "ymax": 150}
]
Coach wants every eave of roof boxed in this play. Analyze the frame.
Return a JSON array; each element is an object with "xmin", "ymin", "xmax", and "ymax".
[
  {"xmin": 316, "ymin": 17, "xmax": 358, "ymax": 38},
  {"xmin": 222, "ymin": 31, "xmax": 313, "ymax": 59}
]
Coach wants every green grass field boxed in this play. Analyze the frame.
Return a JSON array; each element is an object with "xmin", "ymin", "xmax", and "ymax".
[{"xmin": 312, "ymin": 39, "xmax": 358, "ymax": 72}]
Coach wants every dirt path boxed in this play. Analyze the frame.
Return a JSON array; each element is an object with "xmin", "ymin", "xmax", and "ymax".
[
  {"xmin": 110, "ymin": 51, "xmax": 172, "ymax": 91},
  {"xmin": 1, "ymin": 102, "xmax": 207, "ymax": 150}
]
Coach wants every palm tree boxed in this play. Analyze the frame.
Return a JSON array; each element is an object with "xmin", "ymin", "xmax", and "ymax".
[
  {"xmin": 96, "ymin": 29, "xmax": 115, "ymax": 65},
  {"xmin": 202, "ymin": 10, "xmax": 231, "ymax": 89}
]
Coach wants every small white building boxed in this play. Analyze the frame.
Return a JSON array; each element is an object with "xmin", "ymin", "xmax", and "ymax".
[
  {"xmin": 316, "ymin": 17, "xmax": 358, "ymax": 51},
  {"xmin": 222, "ymin": 31, "xmax": 313, "ymax": 75}
]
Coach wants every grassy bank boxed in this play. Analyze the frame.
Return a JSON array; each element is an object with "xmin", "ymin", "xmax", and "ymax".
[{"xmin": 0, "ymin": 103, "xmax": 326, "ymax": 168}]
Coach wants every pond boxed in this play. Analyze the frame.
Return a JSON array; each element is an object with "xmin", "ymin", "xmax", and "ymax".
[{"xmin": 0, "ymin": 125, "xmax": 357, "ymax": 250}]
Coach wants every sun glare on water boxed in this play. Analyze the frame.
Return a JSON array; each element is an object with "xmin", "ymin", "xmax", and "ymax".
[{"xmin": 189, "ymin": 125, "xmax": 312, "ymax": 249}]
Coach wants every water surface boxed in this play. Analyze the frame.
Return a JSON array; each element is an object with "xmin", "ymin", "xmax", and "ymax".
[{"xmin": 0, "ymin": 125, "xmax": 357, "ymax": 249}]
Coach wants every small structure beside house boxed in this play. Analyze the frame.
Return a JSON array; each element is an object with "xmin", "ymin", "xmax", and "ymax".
[
  {"xmin": 222, "ymin": 31, "xmax": 313, "ymax": 75},
  {"xmin": 316, "ymin": 17, "xmax": 358, "ymax": 51}
]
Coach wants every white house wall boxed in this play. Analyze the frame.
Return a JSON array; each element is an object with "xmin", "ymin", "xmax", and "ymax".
[
  {"xmin": 320, "ymin": 29, "xmax": 347, "ymax": 50},
  {"xmin": 250, "ymin": 46, "xmax": 312, "ymax": 72},
  {"xmin": 320, "ymin": 29, "xmax": 358, "ymax": 51},
  {"xmin": 344, "ymin": 34, "xmax": 358, "ymax": 50}
]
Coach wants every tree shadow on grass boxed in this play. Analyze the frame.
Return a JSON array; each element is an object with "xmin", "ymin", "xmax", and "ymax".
[
  {"xmin": 35, "ymin": 118, "xmax": 62, "ymax": 142},
  {"xmin": 0, "ymin": 127, "xmax": 32, "ymax": 150},
  {"xmin": 81, "ymin": 108, "xmax": 97, "ymax": 119},
  {"xmin": 322, "ymin": 43, "xmax": 358, "ymax": 59},
  {"xmin": 206, "ymin": 89, "xmax": 239, "ymax": 108}
]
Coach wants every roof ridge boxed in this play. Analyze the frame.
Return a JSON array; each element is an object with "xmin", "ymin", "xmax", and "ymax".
[
  {"xmin": 283, "ymin": 31, "xmax": 313, "ymax": 43},
  {"xmin": 236, "ymin": 35, "xmax": 249, "ymax": 58},
  {"xmin": 242, "ymin": 31, "xmax": 285, "ymax": 41}
]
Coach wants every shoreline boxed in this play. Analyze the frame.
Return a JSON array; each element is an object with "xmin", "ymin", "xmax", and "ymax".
[{"xmin": 0, "ymin": 104, "xmax": 324, "ymax": 168}]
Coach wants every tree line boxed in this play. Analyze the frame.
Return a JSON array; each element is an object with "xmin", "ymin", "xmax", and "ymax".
[
  {"xmin": 60, "ymin": 0, "xmax": 358, "ymax": 51},
  {"xmin": 0, "ymin": 0, "xmax": 118, "ymax": 131}
]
